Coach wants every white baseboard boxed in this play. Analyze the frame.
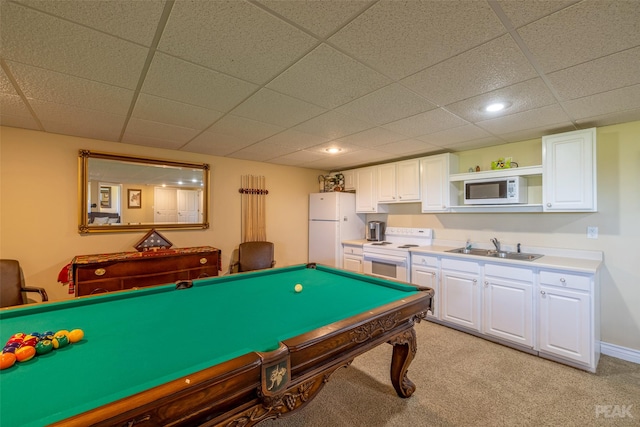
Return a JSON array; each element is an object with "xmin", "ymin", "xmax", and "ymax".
[{"xmin": 601, "ymin": 341, "xmax": 640, "ymax": 365}]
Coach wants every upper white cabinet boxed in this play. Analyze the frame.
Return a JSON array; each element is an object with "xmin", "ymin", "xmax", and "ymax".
[
  {"xmin": 421, "ymin": 153, "xmax": 458, "ymax": 212},
  {"xmin": 377, "ymin": 159, "xmax": 421, "ymax": 203},
  {"xmin": 543, "ymin": 128, "xmax": 597, "ymax": 212},
  {"xmin": 341, "ymin": 170, "xmax": 356, "ymax": 191},
  {"xmin": 355, "ymin": 167, "xmax": 387, "ymax": 213}
]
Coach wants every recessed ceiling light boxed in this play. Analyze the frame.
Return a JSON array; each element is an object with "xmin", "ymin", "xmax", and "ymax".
[
  {"xmin": 326, "ymin": 148, "xmax": 342, "ymax": 154},
  {"xmin": 484, "ymin": 102, "xmax": 510, "ymax": 112}
]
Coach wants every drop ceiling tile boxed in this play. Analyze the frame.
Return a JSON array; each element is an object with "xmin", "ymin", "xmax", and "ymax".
[
  {"xmin": 401, "ymin": 35, "xmax": 538, "ymax": 106},
  {"xmin": 124, "ymin": 117, "xmax": 200, "ymax": 146},
  {"xmin": 183, "ymin": 114, "xmax": 284, "ymax": 155},
  {"xmin": 477, "ymin": 104, "xmax": 571, "ymax": 135},
  {"xmin": 1, "ymin": 2, "xmax": 147, "ymax": 89},
  {"xmin": 382, "ymin": 108, "xmax": 469, "ymax": 138},
  {"xmin": 445, "ymin": 138, "xmax": 507, "ymax": 152},
  {"xmin": 132, "ymin": 94, "xmax": 223, "ymax": 130},
  {"xmin": 142, "ymin": 53, "xmax": 258, "ymax": 112},
  {"xmin": 269, "ymin": 150, "xmax": 326, "ymax": 166},
  {"xmin": 498, "ymin": 123, "xmax": 577, "ymax": 144},
  {"xmin": 30, "ymin": 100, "xmax": 125, "ymax": 141},
  {"xmin": 256, "ymin": 0, "xmax": 373, "ymax": 38},
  {"xmin": 158, "ymin": 0, "xmax": 318, "ymax": 84},
  {"xmin": 15, "ymin": 0, "xmax": 165, "ymax": 45},
  {"xmin": 259, "ymin": 130, "xmax": 328, "ymax": 149},
  {"xmin": 416, "ymin": 124, "xmax": 494, "ymax": 146},
  {"xmin": 329, "ymin": 0, "xmax": 505, "ymax": 80},
  {"xmin": 562, "ymin": 84, "xmax": 640, "ymax": 121},
  {"xmin": 547, "ymin": 47, "xmax": 640, "ymax": 101},
  {"xmin": 306, "ymin": 141, "xmax": 364, "ymax": 156},
  {"xmin": 376, "ymin": 139, "xmax": 440, "ymax": 156},
  {"xmin": 333, "ymin": 127, "xmax": 406, "ymax": 148},
  {"xmin": 0, "ymin": 67, "xmax": 18, "ymax": 95},
  {"xmin": 182, "ymin": 130, "xmax": 255, "ymax": 157},
  {"xmin": 120, "ymin": 133, "xmax": 186, "ymax": 151},
  {"xmin": 293, "ymin": 110, "xmax": 372, "ymax": 139},
  {"xmin": 496, "ymin": 0, "xmax": 579, "ymax": 28},
  {"xmin": 336, "ymin": 83, "xmax": 436, "ymax": 125},
  {"xmin": 0, "ymin": 93, "xmax": 39, "ymax": 129},
  {"xmin": 575, "ymin": 108, "xmax": 640, "ymax": 129},
  {"xmin": 228, "ymin": 141, "xmax": 297, "ymax": 162},
  {"xmin": 517, "ymin": 0, "xmax": 640, "ymax": 72},
  {"xmin": 445, "ymin": 78, "xmax": 557, "ymax": 123},
  {"xmin": 230, "ymin": 88, "xmax": 326, "ymax": 128},
  {"xmin": 267, "ymin": 44, "xmax": 390, "ymax": 109},
  {"xmin": 7, "ymin": 61, "xmax": 133, "ymax": 116}
]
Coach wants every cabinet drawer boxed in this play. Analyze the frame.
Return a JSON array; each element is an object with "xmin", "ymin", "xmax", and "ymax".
[
  {"xmin": 539, "ymin": 270, "xmax": 591, "ymax": 291},
  {"xmin": 485, "ymin": 263, "xmax": 533, "ymax": 282},
  {"xmin": 77, "ymin": 280, "xmax": 122, "ymax": 296},
  {"xmin": 343, "ymin": 245, "xmax": 363, "ymax": 255},
  {"xmin": 441, "ymin": 257, "xmax": 479, "ymax": 274},
  {"xmin": 412, "ymin": 254, "xmax": 438, "ymax": 268},
  {"xmin": 75, "ymin": 253, "xmax": 217, "ymax": 281}
]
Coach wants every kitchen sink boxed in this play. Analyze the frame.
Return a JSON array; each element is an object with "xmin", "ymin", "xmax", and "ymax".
[{"xmin": 446, "ymin": 247, "xmax": 543, "ymax": 261}]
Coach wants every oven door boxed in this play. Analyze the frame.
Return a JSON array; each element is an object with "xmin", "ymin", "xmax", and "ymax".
[{"xmin": 363, "ymin": 252, "xmax": 408, "ymax": 282}]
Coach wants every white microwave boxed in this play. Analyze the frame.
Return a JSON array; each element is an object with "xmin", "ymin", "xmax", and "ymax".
[{"xmin": 464, "ymin": 176, "xmax": 527, "ymax": 205}]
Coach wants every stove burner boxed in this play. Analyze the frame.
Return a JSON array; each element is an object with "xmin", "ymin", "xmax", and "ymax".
[
  {"xmin": 371, "ymin": 241, "xmax": 391, "ymax": 245},
  {"xmin": 397, "ymin": 244, "xmax": 419, "ymax": 248}
]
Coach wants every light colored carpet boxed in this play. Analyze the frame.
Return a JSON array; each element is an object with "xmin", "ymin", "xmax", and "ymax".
[{"xmin": 263, "ymin": 322, "xmax": 640, "ymax": 426}]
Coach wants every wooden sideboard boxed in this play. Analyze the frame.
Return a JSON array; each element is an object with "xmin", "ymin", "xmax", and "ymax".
[{"xmin": 72, "ymin": 246, "xmax": 221, "ymax": 296}]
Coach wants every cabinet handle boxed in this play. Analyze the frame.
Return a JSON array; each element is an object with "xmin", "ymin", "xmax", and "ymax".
[
  {"xmin": 484, "ymin": 281, "xmax": 488, "ymax": 287},
  {"xmin": 430, "ymin": 272, "xmax": 435, "ymax": 276},
  {"xmin": 473, "ymin": 279, "xmax": 477, "ymax": 285},
  {"xmin": 540, "ymin": 291, "xmax": 546, "ymax": 295},
  {"xmin": 546, "ymin": 203, "xmax": 552, "ymax": 207},
  {"xmin": 94, "ymin": 268, "xmax": 106, "ymax": 276},
  {"xmin": 560, "ymin": 278, "xmax": 566, "ymax": 284},
  {"xmin": 199, "ymin": 257, "xmax": 208, "ymax": 265}
]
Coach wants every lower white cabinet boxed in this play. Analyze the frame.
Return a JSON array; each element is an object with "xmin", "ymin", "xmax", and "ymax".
[
  {"xmin": 410, "ymin": 251, "xmax": 599, "ymax": 372},
  {"xmin": 538, "ymin": 269, "xmax": 598, "ymax": 371},
  {"xmin": 440, "ymin": 258, "xmax": 481, "ymax": 332},
  {"xmin": 411, "ymin": 254, "xmax": 439, "ymax": 317},
  {"xmin": 342, "ymin": 244, "xmax": 363, "ymax": 273},
  {"xmin": 482, "ymin": 264, "xmax": 534, "ymax": 348}
]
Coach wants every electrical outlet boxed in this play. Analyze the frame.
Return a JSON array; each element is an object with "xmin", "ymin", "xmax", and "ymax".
[{"xmin": 587, "ymin": 226, "xmax": 598, "ymax": 239}]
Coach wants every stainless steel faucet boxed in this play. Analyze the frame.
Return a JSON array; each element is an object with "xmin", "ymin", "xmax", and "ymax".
[{"xmin": 490, "ymin": 238, "xmax": 501, "ymax": 252}]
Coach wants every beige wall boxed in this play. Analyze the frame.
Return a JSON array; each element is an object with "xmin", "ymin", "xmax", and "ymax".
[
  {"xmin": 367, "ymin": 121, "xmax": 640, "ymax": 353},
  {"xmin": 2, "ymin": 122, "xmax": 639, "ymax": 353},
  {"xmin": 0, "ymin": 127, "xmax": 321, "ymax": 301}
]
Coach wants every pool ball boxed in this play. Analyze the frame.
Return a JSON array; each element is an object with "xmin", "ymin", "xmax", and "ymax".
[
  {"xmin": 68, "ymin": 329, "xmax": 84, "ymax": 343},
  {"xmin": 294, "ymin": 284, "xmax": 303, "ymax": 293},
  {"xmin": 55, "ymin": 330, "xmax": 70, "ymax": 339},
  {"xmin": 2, "ymin": 346, "xmax": 17, "ymax": 354},
  {"xmin": 52, "ymin": 334, "xmax": 69, "ymax": 349},
  {"xmin": 35, "ymin": 340, "xmax": 54, "ymax": 355},
  {"xmin": 0, "ymin": 353, "xmax": 16, "ymax": 370},
  {"xmin": 15, "ymin": 346, "xmax": 36, "ymax": 362}
]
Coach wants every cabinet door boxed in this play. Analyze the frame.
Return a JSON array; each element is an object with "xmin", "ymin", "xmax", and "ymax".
[
  {"xmin": 355, "ymin": 167, "xmax": 378, "ymax": 212},
  {"xmin": 377, "ymin": 164, "xmax": 397, "ymax": 202},
  {"xmin": 440, "ymin": 269, "xmax": 481, "ymax": 331},
  {"xmin": 412, "ymin": 267, "xmax": 438, "ymax": 317},
  {"xmin": 396, "ymin": 159, "xmax": 421, "ymax": 202},
  {"xmin": 483, "ymin": 276, "xmax": 533, "ymax": 347},
  {"xmin": 421, "ymin": 154, "xmax": 457, "ymax": 212},
  {"xmin": 543, "ymin": 128, "xmax": 596, "ymax": 211},
  {"xmin": 538, "ymin": 285, "xmax": 591, "ymax": 364},
  {"xmin": 342, "ymin": 170, "xmax": 356, "ymax": 191},
  {"xmin": 343, "ymin": 255, "xmax": 363, "ymax": 273}
]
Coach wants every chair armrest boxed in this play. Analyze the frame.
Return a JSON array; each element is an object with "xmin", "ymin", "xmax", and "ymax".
[
  {"xmin": 22, "ymin": 286, "xmax": 49, "ymax": 302},
  {"xmin": 271, "ymin": 260, "xmax": 276, "ymax": 268},
  {"xmin": 228, "ymin": 261, "xmax": 239, "ymax": 275}
]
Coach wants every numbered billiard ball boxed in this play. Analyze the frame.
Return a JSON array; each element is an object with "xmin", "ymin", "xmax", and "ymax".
[
  {"xmin": 52, "ymin": 334, "xmax": 69, "ymax": 349},
  {"xmin": 15, "ymin": 346, "xmax": 36, "ymax": 362},
  {"xmin": 0, "ymin": 353, "xmax": 16, "ymax": 370},
  {"xmin": 68, "ymin": 329, "xmax": 84, "ymax": 343},
  {"xmin": 35, "ymin": 340, "xmax": 54, "ymax": 355}
]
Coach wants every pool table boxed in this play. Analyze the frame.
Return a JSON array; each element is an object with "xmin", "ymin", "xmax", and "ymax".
[{"xmin": 0, "ymin": 264, "xmax": 433, "ymax": 427}]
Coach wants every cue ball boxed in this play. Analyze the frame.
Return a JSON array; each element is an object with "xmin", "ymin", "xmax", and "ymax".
[{"xmin": 294, "ymin": 284, "xmax": 303, "ymax": 293}]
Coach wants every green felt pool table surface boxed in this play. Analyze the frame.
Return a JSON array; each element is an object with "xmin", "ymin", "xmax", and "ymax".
[{"xmin": 0, "ymin": 264, "xmax": 422, "ymax": 427}]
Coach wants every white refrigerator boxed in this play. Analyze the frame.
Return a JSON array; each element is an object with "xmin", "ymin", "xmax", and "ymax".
[{"xmin": 308, "ymin": 192, "xmax": 365, "ymax": 268}]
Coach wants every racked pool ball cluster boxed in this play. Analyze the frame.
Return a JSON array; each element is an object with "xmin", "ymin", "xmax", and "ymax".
[{"xmin": 1, "ymin": 329, "xmax": 84, "ymax": 370}]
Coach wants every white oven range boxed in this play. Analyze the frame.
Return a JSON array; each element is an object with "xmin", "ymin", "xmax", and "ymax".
[{"xmin": 363, "ymin": 227, "xmax": 433, "ymax": 283}]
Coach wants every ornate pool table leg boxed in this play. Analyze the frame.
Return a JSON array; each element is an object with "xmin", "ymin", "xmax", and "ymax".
[{"xmin": 388, "ymin": 327, "xmax": 417, "ymax": 398}]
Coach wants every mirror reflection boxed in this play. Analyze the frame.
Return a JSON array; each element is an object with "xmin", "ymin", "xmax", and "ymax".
[{"xmin": 79, "ymin": 150, "xmax": 209, "ymax": 233}]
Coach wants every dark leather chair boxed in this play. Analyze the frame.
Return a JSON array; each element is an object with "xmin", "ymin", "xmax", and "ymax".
[
  {"xmin": 0, "ymin": 259, "xmax": 49, "ymax": 308},
  {"xmin": 230, "ymin": 241, "xmax": 276, "ymax": 273}
]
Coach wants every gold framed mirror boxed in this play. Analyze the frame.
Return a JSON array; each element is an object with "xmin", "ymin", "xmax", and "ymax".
[{"xmin": 78, "ymin": 150, "xmax": 210, "ymax": 234}]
